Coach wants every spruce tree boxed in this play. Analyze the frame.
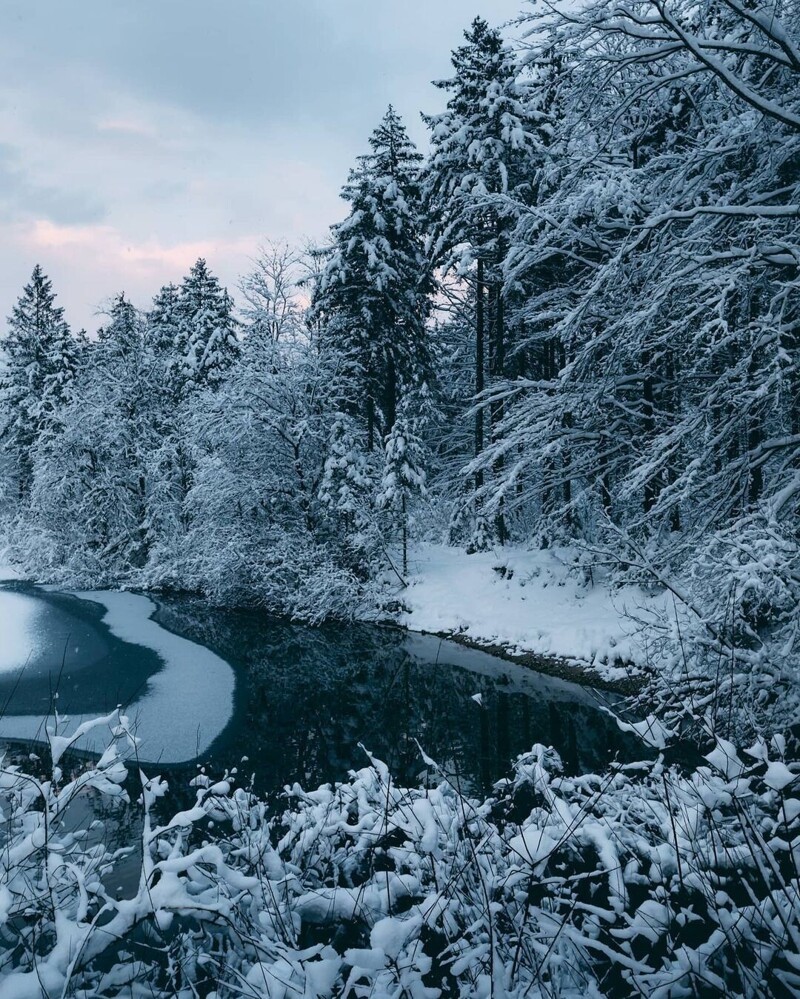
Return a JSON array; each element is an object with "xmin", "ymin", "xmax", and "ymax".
[
  {"xmin": 378, "ymin": 400, "xmax": 428, "ymax": 577},
  {"xmin": 315, "ymin": 107, "xmax": 434, "ymax": 448},
  {"xmin": 0, "ymin": 265, "xmax": 77, "ymax": 497},
  {"xmin": 98, "ymin": 293, "xmax": 142, "ymax": 360},
  {"xmin": 424, "ymin": 18, "xmax": 542, "ymax": 544},
  {"xmin": 174, "ymin": 259, "xmax": 238, "ymax": 394},
  {"xmin": 146, "ymin": 283, "xmax": 182, "ymax": 362}
]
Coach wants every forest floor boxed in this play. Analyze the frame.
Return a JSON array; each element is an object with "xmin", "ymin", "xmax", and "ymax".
[{"xmin": 396, "ymin": 544, "xmax": 668, "ymax": 691}]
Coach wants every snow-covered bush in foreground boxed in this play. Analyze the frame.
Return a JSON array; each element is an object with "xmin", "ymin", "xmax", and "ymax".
[{"xmin": 1, "ymin": 712, "xmax": 798, "ymax": 997}]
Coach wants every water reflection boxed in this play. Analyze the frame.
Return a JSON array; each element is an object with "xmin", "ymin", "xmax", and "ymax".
[
  {"xmin": 0, "ymin": 587, "xmax": 639, "ymax": 797},
  {"xmin": 154, "ymin": 599, "xmax": 636, "ymax": 795}
]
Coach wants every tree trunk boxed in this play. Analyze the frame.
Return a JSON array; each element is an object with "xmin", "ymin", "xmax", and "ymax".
[
  {"xmin": 367, "ymin": 397, "xmax": 375, "ymax": 452},
  {"xmin": 402, "ymin": 493, "xmax": 408, "ymax": 577},
  {"xmin": 642, "ymin": 353, "xmax": 655, "ymax": 514},
  {"xmin": 491, "ymin": 283, "xmax": 507, "ymax": 544},
  {"xmin": 385, "ymin": 355, "xmax": 397, "ymax": 440},
  {"xmin": 475, "ymin": 259, "xmax": 485, "ymax": 492}
]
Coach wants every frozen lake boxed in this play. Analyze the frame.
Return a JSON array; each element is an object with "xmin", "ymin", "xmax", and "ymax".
[{"xmin": 0, "ymin": 584, "xmax": 636, "ymax": 791}]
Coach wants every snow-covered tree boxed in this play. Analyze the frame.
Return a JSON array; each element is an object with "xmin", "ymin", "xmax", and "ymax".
[
  {"xmin": 424, "ymin": 17, "xmax": 543, "ymax": 543},
  {"xmin": 0, "ymin": 265, "xmax": 77, "ymax": 499},
  {"xmin": 378, "ymin": 402, "xmax": 428, "ymax": 577},
  {"xmin": 239, "ymin": 241, "xmax": 307, "ymax": 344},
  {"xmin": 319, "ymin": 411, "xmax": 376, "ymax": 539},
  {"xmin": 97, "ymin": 292, "xmax": 143, "ymax": 360},
  {"xmin": 146, "ymin": 282, "xmax": 181, "ymax": 363},
  {"xmin": 18, "ymin": 293, "xmax": 160, "ymax": 579},
  {"xmin": 315, "ymin": 107, "xmax": 434, "ymax": 448},
  {"xmin": 174, "ymin": 258, "xmax": 238, "ymax": 394}
]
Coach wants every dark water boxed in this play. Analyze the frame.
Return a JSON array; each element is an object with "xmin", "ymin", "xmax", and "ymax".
[{"xmin": 0, "ymin": 585, "xmax": 640, "ymax": 797}]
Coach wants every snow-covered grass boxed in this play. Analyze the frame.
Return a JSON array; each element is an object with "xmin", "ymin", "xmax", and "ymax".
[
  {"xmin": 399, "ymin": 544, "xmax": 666, "ymax": 681},
  {"xmin": 0, "ymin": 590, "xmax": 235, "ymax": 764}
]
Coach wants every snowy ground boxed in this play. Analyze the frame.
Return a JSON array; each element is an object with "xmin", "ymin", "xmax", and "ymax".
[
  {"xmin": 0, "ymin": 560, "xmax": 22, "ymax": 581},
  {"xmin": 399, "ymin": 545, "xmax": 667, "ymax": 681}
]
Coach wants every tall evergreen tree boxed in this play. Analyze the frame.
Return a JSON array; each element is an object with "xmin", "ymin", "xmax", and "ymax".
[
  {"xmin": 174, "ymin": 259, "xmax": 238, "ymax": 394},
  {"xmin": 146, "ymin": 283, "xmax": 182, "ymax": 362},
  {"xmin": 0, "ymin": 265, "xmax": 77, "ymax": 497},
  {"xmin": 424, "ymin": 18, "xmax": 542, "ymax": 544},
  {"xmin": 315, "ymin": 107, "xmax": 434, "ymax": 448},
  {"xmin": 98, "ymin": 293, "xmax": 143, "ymax": 360}
]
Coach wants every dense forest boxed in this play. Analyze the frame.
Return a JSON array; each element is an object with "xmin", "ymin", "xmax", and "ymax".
[
  {"xmin": 1, "ymin": 3, "xmax": 800, "ymax": 994},
  {"xmin": 4, "ymin": 3, "xmax": 800, "ymax": 727}
]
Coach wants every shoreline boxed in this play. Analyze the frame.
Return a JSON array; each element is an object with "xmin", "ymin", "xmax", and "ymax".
[
  {"xmin": 395, "ymin": 624, "xmax": 645, "ymax": 696},
  {"xmin": 0, "ymin": 568, "xmax": 645, "ymax": 697}
]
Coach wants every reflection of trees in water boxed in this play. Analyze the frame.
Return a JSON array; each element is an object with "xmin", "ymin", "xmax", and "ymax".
[{"xmin": 154, "ymin": 599, "xmax": 631, "ymax": 794}]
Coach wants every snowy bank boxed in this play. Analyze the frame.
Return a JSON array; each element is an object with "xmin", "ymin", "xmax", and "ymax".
[
  {"xmin": 0, "ymin": 561, "xmax": 22, "ymax": 582},
  {"xmin": 399, "ymin": 545, "xmax": 667, "ymax": 683}
]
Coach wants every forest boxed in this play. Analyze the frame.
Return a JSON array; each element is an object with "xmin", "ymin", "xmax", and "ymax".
[{"xmin": 1, "ymin": 0, "xmax": 800, "ymax": 995}]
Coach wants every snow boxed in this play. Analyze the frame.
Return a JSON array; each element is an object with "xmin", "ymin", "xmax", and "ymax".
[
  {"xmin": 400, "ymin": 545, "xmax": 666, "ymax": 677},
  {"xmin": 616, "ymin": 714, "xmax": 677, "ymax": 750},
  {"xmin": 2, "ymin": 709, "xmax": 798, "ymax": 998},
  {"xmin": 705, "ymin": 739, "xmax": 746, "ymax": 779},
  {"xmin": 0, "ymin": 590, "xmax": 235, "ymax": 764},
  {"xmin": 508, "ymin": 826, "xmax": 559, "ymax": 866},
  {"xmin": 0, "ymin": 561, "xmax": 22, "ymax": 581},
  {"xmin": 0, "ymin": 590, "xmax": 45, "ymax": 673},
  {"xmin": 763, "ymin": 760, "xmax": 796, "ymax": 791}
]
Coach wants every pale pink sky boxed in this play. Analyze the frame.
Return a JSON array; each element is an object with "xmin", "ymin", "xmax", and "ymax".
[{"xmin": 0, "ymin": 0, "xmax": 524, "ymax": 332}]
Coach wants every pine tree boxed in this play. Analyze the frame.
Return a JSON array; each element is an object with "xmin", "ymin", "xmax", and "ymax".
[
  {"xmin": 424, "ymin": 18, "xmax": 542, "ymax": 544},
  {"xmin": 98, "ymin": 293, "xmax": 143, "ymax": 360},
  {"xmin": 0, "ymin": 265, "xmax": 77, "ymax": 497},
  {"xmin": 143, "ymin": 283, "xmax": 197, "ymax": 555},
  {"xmin": 315, "ymin": 107, "xmax": 434, "ymax": 448},
  {"xmin": 146, "ymin": 283, "xmax": 182, "ymax": 361},
  {"xmin": 174, "ymin": 259, "xmax": 238, "ymax": 394},
  {"xmin": 425, "ymin": 18, "xmax": 542, "ymax": 235}
]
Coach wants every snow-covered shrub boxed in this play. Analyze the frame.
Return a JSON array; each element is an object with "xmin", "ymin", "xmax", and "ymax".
[
  {"xmin": 2, "ymin": 713, "xmax": 798, "ymax": 997},
  {"xmin": 607, "ymin": 514, "xmax": 800, "ymax": 740},
  {"xmin": 689, "ymin": 516, "xmax": 800, "ymax": 647}
]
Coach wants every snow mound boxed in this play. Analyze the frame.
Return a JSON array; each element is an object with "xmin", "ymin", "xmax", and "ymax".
[{"xmin": 400, "ymin": 544, "xmax": 666, "ymax": 675}]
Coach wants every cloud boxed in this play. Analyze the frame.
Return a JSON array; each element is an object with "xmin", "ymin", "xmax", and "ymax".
[
  {"xmin": 0, "ymin": 142, "xmax": 106, "ymax": 226},
  {"xmin": 96, "ymin": 117, "xmax": 160, "ymax": 139},
  {"xmin": 0, "ymin": 0, "xmax": 524, "ymax": 331},
  {"xmin": 24, "ymin": 220, "xmax": 254, "ymax": 271},
  {"xmin": 1, "ymin": 219, "xmax": 263, "ymax": 329}
]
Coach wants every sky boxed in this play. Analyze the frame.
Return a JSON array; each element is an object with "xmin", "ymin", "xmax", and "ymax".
[{"xmin": 0, "ymin": 1, "xmax": 525, "ymax": 333}]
